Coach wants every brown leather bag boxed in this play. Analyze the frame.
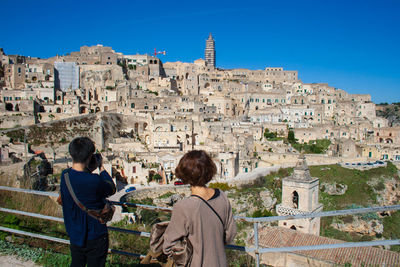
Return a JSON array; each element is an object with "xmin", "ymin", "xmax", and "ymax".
[
  {"xmin": 141, "ymin": 221, "xmax": 192, "ymax": 267},
  {"xmin": 57, "ymin": 194, "xmax": 62, "ymax": 205}
]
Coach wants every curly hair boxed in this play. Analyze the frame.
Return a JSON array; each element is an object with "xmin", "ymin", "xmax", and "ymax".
[{"xmin": 175, "ymin": 150, "xmax": 217, "ymax": 187}]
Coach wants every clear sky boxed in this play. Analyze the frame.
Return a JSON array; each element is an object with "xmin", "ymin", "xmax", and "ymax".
[{"xmin": 1, "ymin": 0, "xmax": 399, "ymax": 103}]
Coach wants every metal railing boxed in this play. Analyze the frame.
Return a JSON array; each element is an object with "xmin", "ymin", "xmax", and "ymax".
[{"xmin": 0, "ymin": 185, "xmax": 399, "ymax": 266}]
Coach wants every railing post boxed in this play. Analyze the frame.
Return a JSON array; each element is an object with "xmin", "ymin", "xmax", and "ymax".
[{"xmin": 254, "ymin": 222, "xmax": 260, "ymax": 267}]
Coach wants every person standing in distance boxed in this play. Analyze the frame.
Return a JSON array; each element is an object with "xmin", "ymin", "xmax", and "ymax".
[{"xmin": 60, "ymin": 137, "xmax": 116, "ymax": 267}]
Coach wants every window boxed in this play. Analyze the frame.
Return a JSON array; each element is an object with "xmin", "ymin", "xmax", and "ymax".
[
  {"xmin": 132, "ymin": 166, "xmax": 136, "ymax": 173},
  {"xmin": 131, "ymin": 103, "xmax": 135, "ymax": 108}
]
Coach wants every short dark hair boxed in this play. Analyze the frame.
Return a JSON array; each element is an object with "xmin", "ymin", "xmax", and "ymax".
[
  {"xmin": 175, "ymin": 150, "xmax": 216, "ymax": 186},
  {"xmin": 69, "ymin": 137, "xmax": 95, "ymax": 163}
]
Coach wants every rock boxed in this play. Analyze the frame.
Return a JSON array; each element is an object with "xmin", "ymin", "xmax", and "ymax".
[
  {"xmin": 332, "ymin": 217, "xmax": 383, "ymax": 236},
  {"xmin": 321, "ymin": 182, "xmax": 348, "ymax": 195},
  {"xmin": 169, "ymin": 194, "xmax": 183, "ymax": 206},
  {"xmin": 260, "ymin": 190, "xmax": 277, "ymax": 209},
  {"xmin": 5, "ymin": 236, "xmax": 23, "ymax": 243},
  {"xmin": 368, "ymin": 178, "xmax": 400, "ymax": 207}
]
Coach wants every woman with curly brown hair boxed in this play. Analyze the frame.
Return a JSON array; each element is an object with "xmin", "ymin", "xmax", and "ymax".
[{"xmin": 163, "ymin": 150, "xmax": 236, "ymax": 267}]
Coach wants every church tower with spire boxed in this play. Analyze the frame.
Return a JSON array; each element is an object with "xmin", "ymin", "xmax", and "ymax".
[
  {"xmin": 276, "ymin": 154, "xmax": 323, "ymax": 235},
  {"xmin": 205, "ymin": 33, "xmax": 216, "ymax": 68}
]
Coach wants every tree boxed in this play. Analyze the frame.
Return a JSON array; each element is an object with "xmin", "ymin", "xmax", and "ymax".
[
  {"xmin": 288, "ymin": 130, "xmax": 296, "ymax": 144},
  {"xmin": 264, "ymin": 128, "xmax": 277, "ymax": 140},
  {"xmin": 153, "ymin": 174, "xmax": 162, "ymax": 182}
]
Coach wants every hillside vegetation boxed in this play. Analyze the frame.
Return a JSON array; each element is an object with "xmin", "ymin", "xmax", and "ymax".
[{"xmin": 208, "ymin": 162, "xmax": 400, "ymax": 251}]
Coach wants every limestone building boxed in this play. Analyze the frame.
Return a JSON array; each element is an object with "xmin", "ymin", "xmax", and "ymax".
[
  {"xmin": 205, "ymin": 33, "xmax": 216, "ymax": 68},
  {"xmin": 276, "ymin": 155, "xmax": 323, "ymax": 235}
]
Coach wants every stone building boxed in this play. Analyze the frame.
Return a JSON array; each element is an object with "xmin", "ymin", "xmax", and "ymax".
[
  {"xmin": 4, "ymin": 63, "xmax": 25, "ymax": 89},
  {"xmin": 276, "ymin": 155, "xmax": 323, "ymax": 235},
  {"xmin": 205, "ymin": 33, "xmax": 216, "ymax": 68}
]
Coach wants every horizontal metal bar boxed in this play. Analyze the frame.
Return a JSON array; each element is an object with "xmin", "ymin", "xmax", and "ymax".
[
  {"xmin": 109, "ymin": 201, "xmax": 173, "ymax": 212},
  {"xmin": 257, "ymin": 239, "xmax": 400, "ymax": 253},
  {"xmin": 0, "ymin": 226, "xmax": 70, "ymax": 244},
  {"xmin": 0, "ymin": 226, "xmax": 146, "ymax": 258},
  {"xmin": 109, "ymin": 248, "xmax": 145, "ymax": 259},
  {"xmin": 236, "ymin": 204, "xmax": 400, "ymax": 222},
  {"xmin": 0, "ymin": 186, "xmax": 58, "ymax": 197},
  {"xmin": 1, "ymin": 186, "xmax": 399, "ymax": 224},
  {"xmin": 108, "ymin": 226, "xmax": 150, "ymax": 237},
  {"xmin": 0, "ymin": 207, "xmax": 64, "ymax": 223},
  {"xmin": 0, "ymin": 186, "xmax": 172, "ymax": 212},
  {"xmin": 226, "ymin": 244, "xmax": 254, "ymax": 252},
  {"xmin": 0, "ymin": 206, "xmax": 249, "ymax": 252},
  {"xmin": 0, "ymin": 207, "xmax": 151, "ymax": 238}
]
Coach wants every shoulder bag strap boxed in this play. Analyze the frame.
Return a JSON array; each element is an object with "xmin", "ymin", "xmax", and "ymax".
[
  {"xmin": 64, "ymin": 169, "xmax": 88, "ymax": 212},
  {"xmin": 64, "ymin": 169, "xmax": 100, "ymax": 222},
  {"xmin": 191, "ymin": 194, "xmax": 224, "ymax": 228}
]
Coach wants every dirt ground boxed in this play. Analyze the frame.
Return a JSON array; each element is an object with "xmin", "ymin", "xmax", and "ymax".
[{"xmin": 0, "ymin": 255, "xmax": 39, "ymax": 267}]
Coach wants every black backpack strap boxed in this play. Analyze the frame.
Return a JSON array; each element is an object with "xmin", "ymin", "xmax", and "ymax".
[{"xmin": 191, "ymin": 195, "xmax": 224, "ymax": 227}]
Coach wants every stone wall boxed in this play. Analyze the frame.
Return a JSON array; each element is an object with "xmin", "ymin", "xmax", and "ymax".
[
  {"xmin": 260, "ymin": 251, "xmax": 335, "ymax": 267},
  {"xmin": 0, "ymin": 114, "xmax": 35, "ymax": 128},
  {"xmin": 259, "ymin": 152, "xmax": 363, "ymax": 167},
  {"xmin": 124, "ymin": 184, "xmax": 191, "ymax": 201}
]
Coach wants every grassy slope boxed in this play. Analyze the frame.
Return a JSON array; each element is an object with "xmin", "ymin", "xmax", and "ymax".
[
  {"xmin": 309, "ymin": 163, "xmax": 398, "ymax": 210},
  {"xmin": 309, "ymin": 163, "xmax": 400, "ymax": 250}
]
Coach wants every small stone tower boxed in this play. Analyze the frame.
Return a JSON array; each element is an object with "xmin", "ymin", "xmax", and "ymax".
[
  {"xmin": 205, "ymin": 33, "xmax": 216, "ymax": 68},
  {"xmin": 276, "ymin": 154, "xmax": 323, "ymax": 235}
]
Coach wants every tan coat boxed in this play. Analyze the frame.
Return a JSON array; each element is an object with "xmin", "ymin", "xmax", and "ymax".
[{"xmin": 163, "ymin": 190, "xmax": 236, "ymax": 267}]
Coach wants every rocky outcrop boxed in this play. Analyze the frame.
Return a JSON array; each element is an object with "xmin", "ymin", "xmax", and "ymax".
[
  {"xmin": 230, "ymin": 189, "xmax": 277, "ymax": 216},
  {"xmin": 321, "ymin": 182, "xmax": 348, "ymax": 195},
  {"xmin": 80, "ymin": 65, "xmax": 125, "ymax": 89},
  {"xmin": 368, "ymin": 177, "xmax": 400, "ymax": 207},
  {"xmin": 332, "ymin": 216, "xmax": 383, "ymax": 236}
]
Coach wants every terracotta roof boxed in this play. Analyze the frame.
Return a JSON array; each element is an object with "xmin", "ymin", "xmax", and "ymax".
[{"xmin": 257, "ymin": 227, "xmax": 400, "ymax": 266}]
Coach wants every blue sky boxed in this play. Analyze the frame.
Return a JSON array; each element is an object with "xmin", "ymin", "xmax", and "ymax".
[{"xmin": 1, "ymin": 0, "xmax": 400, "ymax": 103}]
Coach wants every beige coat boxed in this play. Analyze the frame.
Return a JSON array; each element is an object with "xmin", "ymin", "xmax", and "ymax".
[{"xmin": 163, "ymin": 190, "xmax": 236, "ymax": 267}]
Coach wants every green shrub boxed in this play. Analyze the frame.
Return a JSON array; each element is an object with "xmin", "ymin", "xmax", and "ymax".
[
  {"xmin": 383, "ymin": 211, "xmax": 400, "ymax": 251},
  {"xmin": 251, "ymin": 209, "xmax": 273, "ymax": 218},
  {"xmin": 159, "ymin": 192, "xmax": 174, "ymax": 199},
  {"xmin": 209, "ymin": 182, "xmax": 237, "ymax": 191}
]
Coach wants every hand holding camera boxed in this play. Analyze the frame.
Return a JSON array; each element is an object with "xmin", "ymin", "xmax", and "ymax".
[{"xmin": 86, "ymin": 153, "xmax": 103, "ymax": 173}]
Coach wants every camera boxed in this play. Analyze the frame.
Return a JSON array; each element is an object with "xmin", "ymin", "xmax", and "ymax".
[{"xmin": 86, "ymin": 153, "xmax": 103, "ymax": 173}]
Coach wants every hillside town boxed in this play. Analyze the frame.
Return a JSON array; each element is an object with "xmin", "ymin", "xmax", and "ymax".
[{"xmin": 0, "ymin": 33, "xmax": 399, "ymax": 187}]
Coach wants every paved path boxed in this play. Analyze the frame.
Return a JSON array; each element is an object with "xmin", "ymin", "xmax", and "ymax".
[{"xmin": 0, "ymin": 255, "xmax": 39, "ymax": 267}]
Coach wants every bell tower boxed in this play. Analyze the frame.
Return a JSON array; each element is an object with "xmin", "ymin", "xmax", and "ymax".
[
  {"xmin": 205, "ymin": 33, "xmax": 216, "ymax": 68},
  {"xmin": 276, "ymin": 154, "xmax": 323, "ymax": 235}
]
